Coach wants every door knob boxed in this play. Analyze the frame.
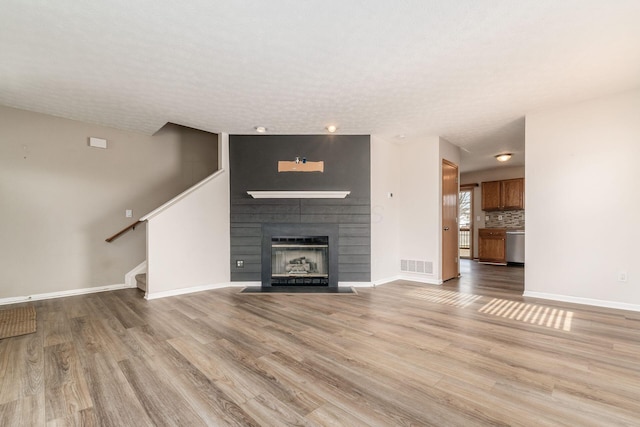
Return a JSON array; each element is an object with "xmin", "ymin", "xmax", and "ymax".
[{"xmin": 443, "ymin": 227, "xmax": 450, "ymax": 231}]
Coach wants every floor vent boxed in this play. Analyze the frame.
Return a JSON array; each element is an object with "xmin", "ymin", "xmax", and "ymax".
[{"xmin": 401, "ymin": 259, "xmax": 433, "ymax": 274}]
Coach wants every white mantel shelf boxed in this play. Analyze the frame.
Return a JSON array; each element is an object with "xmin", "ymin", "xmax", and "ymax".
[{"xmin": 247, "ymin": 191, "xmax": 351, "ymax": 199}]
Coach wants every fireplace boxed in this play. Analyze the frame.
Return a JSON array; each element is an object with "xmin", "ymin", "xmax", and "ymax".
[
  {"xmin": 262, "ymin": 224, "xmax": 339, "ymax": 288},
  {"xmin": 271, "ymin": 236, "xmax": 329, "ymax": 285}
]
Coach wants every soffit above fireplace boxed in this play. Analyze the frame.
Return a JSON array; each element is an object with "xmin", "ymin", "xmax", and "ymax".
[{"xmin": 247, "ymin": 191, "xmax": 351, "ymax": 199}]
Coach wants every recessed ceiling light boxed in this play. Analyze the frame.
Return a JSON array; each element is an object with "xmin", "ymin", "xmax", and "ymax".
[
  {"xmin": 326, "ymin": 125, "xmax": 337, "ymax": 133},
  {"xmin": 495, "ymin": 153, "xmax": 512, "ymax": 162},
  {"xmin": 396, "ymin": 134, "xmax": 406, "ymax": 139},
  {"xmin": 255, "ymin": 126, "xmax": 267, "ymax": 133}
]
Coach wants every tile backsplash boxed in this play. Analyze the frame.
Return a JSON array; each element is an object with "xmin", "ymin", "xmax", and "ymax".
[{"xmin": 485, "ymin": 210, "xmax": 525, "ymax": 228}]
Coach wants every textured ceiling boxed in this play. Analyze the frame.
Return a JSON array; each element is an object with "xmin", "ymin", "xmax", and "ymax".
[{"xmin": 2, "ymin": 1, "xmax": 640, "ymax": 171}]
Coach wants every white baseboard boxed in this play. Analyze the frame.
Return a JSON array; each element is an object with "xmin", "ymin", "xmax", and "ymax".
[
  {"xmin": 0, "ymin": 283, "xmax": 134, "ymax": 306},
  {"xmin": 145, "ymin": 282, "xmax": 246, "ymax": 300},
  {"xmin": 339, "ymin": 281, "xmax": 374, "ymax": 288},
  {"xmin": 371, "ymin": 275, "xmax": 402, "ymax": 286},
  {"xmin": 125, "ymin": 261, "xmax": 147, "ymax": 289},
  {"xmin": 523, "ymin": 291, "xmax": 640, "ymax": 313},
  {"xmin": 399, "ymin": 274, "xmax": 443, "ymax": 285}
]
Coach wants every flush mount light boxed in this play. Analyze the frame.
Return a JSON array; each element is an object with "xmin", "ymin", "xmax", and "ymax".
[
  {"xmin": 393, "ymin": 134, "xmax": 407, "ymax": 145},
  {"xmin": 495, "ymin": 153, "xmax": 512, "ymax": 162},
  {"xmin": 255, "ymin": 126, "xmax": 267, "ymax": 133},
  {"xmin": 326, "ymin": 125, "xmax": 337, "ymax": 133}
]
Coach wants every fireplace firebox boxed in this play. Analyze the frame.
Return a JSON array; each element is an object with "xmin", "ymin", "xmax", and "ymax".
[
  {"xmin": 262, "ymin": 224, "xmax": 339, "ymax": 288},
  {"xmin": 271, "ymin": 236, "xmax": 329, "ymax": 285}
]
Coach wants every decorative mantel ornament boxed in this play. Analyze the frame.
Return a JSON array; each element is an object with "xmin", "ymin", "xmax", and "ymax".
[{"xmin": 278, "ymin": 158, "xmax": 324, "ymax": 172}]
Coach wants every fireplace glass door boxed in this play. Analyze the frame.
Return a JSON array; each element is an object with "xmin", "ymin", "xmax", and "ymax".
[{"xmin": 271, "ymin": 236, "xmax": 329, "ymax": 285}]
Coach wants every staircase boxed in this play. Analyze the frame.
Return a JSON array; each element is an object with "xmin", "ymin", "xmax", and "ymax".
[{"xmin": 135, "ymin": 274, "xmax": 147, "ymax": 291}]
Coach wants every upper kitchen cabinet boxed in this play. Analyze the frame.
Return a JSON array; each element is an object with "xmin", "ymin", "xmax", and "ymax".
[
  {"xmin": 481, "ymin": 181, "xmax": 502, "ymax": 210},
  {"xmin": 482, "ymin": 178, "xmax": 524, "ymax": 211},
  {"xmin": 502, "ymin": 178, "xmax": 524, "ymax": 209}
]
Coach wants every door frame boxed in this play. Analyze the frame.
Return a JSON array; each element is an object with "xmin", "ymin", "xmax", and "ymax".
[{"xmin": 459, "ymin": 184, "xmax": 476, "ymax": 260}]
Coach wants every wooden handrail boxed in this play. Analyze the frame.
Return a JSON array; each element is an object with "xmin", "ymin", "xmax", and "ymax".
[{"xmin": 105, "ymin": 220, "xmax": 143, "ymax": 243}]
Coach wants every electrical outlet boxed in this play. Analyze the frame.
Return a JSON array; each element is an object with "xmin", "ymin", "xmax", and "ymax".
[
  {"xmin": 618, "ymin": 271, "xmax": 628, "ymax": 282},
  {"xmin": 236, "ymin": 260, "xmax": 244, "ymax": 268},
  {"xmin": 498, "ymin": 215, "xmax": 503, "ymax": 221}
]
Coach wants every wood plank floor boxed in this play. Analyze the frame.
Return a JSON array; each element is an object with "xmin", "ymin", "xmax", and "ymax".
[{"xmin": 2, "ymin": 260, "xmax": 640, "ymax": 426}]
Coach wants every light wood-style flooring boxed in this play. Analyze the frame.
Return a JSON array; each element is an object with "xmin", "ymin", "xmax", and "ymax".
[{"xmin": 1, "ymin": 260, "xmax": 639, "ymax": 426}]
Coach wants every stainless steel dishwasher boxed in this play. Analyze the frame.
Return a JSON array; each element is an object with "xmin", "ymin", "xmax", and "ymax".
[{"xmin": 506, "ymin": 230, "xmax": 525, "ymax": 263}]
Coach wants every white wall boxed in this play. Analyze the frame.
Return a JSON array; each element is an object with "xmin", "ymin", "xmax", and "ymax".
[
  {"xmin": 145, "ymin": 134, "xmax": 231, "ymax": 298},
  {"xmin": 525, "ymin": 89, "xmax": 640, "ymax": 310},
  {"xmin": 370, "ymin": 136, "xmax": 400, "ymax": 284},
  {"xmin": 371, "ymin": 136, "xmax": 461, "ymax": 285},
  {"xmin": 396, "ymin": 136, "xmax": 442, "ymax": 283},
  {"xmin": 174, "ymin": 124, "xmax": 219, "ymax": 188},
  {"xmin": 461, "ymin": 166, "xmax": 525, "ymax": 258},
  {"xmin": 0, "ymin": 106, "xmax": 217, "ymax": 301}
]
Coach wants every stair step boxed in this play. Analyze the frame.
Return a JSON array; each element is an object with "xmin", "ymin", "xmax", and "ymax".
[{"xmin": 135, "ymin": 273, "xmax": 147, "ymax": 291}]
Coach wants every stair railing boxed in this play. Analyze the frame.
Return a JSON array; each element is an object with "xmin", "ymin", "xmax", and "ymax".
[{"xmin": 105, "ymin": 220, "xmax": 143, "ymax": 242}]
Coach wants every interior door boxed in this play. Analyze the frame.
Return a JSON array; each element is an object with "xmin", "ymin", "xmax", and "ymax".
[{"xmin": 442, "ymin": 159, "xmax": 459, "ymax": 281}]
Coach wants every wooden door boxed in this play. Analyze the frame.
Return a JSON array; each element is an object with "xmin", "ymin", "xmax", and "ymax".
[{"xmin": 442, "ymin": 159, "xmax": 459, "ymax": 281}]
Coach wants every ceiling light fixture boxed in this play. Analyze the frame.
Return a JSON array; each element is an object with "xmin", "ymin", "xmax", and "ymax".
[
  {"xmin": 495, "ymin": 153, "xmax": 512, "ymax": 162},
  {"xmin": 326, "ymin": 125, "xmax": 337, "ymax": 133},
  {"xmin": 255, "ymin": 126, "xmax": 267, "ymax": 133}
]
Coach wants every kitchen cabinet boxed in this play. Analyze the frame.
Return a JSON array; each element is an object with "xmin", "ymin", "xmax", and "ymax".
[
  {"xmin": 481, "ymin": 178, "xmax": 524, "ymax": 211},
  {"xmin": 479, "ymin": 228, "xmax": 506, "ymax": 264},
  {"xmin": 481, "ymin": 181, "xmax": 502, "ymax": 210}
]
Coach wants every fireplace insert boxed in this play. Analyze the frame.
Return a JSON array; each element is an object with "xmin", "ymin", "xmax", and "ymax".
[
  {"xmin": 262, "ymin": 223, "xmax": 339, "ymax": 288},
  {"xmin": 271, "ymin": 236, "xmax": 329, "ymax": 285}
]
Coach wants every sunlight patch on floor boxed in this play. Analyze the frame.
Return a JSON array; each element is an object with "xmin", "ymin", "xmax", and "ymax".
[
  {"xmin": 479, "ymin": 299, "xmax": 574, "ymax": 331},
  {"xmin": 410, "ymin": 288, "xmax": 482, "ymax": 308}
]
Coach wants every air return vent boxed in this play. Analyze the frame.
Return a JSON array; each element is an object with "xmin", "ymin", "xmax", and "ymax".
[{"xmin": 401, "ymin": 259, "xmax": 433, "ymax": 274}]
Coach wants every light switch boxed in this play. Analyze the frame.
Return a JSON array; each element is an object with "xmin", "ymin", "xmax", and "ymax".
[{"xmin": 125, "ymin": 209, "xmax": 132, "ymax": 218}]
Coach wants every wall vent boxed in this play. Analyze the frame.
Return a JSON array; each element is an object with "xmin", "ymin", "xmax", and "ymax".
[{"xmin": 401, "ymin": 259, "xmax": 433, "ymax": 274}]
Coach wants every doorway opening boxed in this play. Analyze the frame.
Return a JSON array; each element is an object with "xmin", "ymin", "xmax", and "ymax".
[{"xmin": 459, "ymin": 186, "xmax": 474, "ymax": 259}]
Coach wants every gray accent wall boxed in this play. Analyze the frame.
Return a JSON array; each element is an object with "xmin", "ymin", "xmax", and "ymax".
[{"xmin": 229, "ymin": 135, "xmax": 371, "ymax": 283}]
